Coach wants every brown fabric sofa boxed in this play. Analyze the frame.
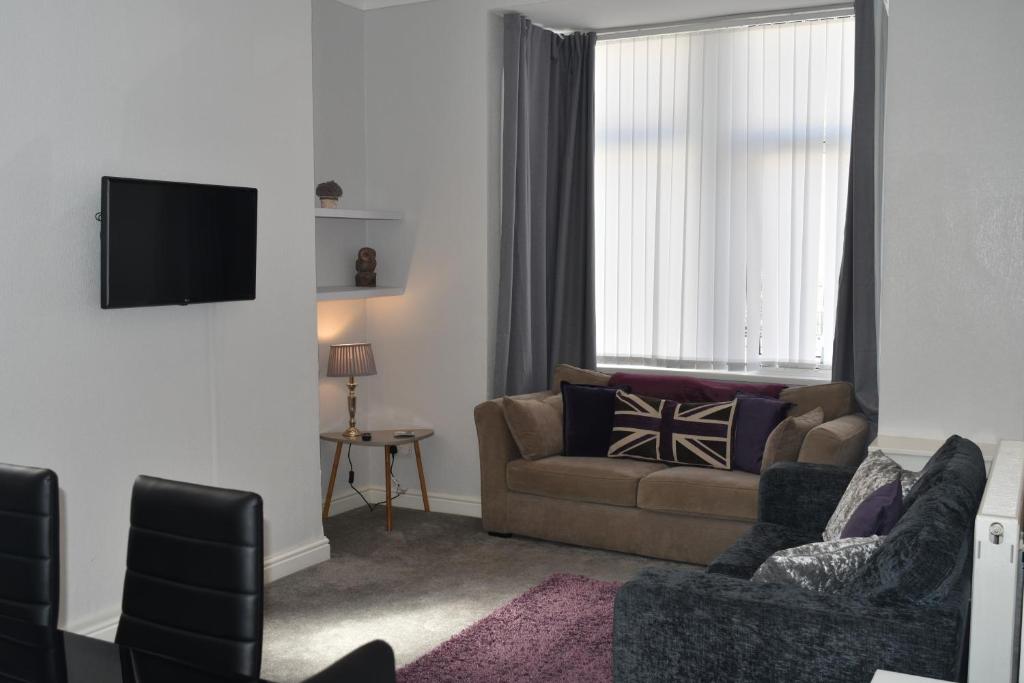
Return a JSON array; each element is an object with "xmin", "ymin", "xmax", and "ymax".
[{"xmin": 474, "ymin": 365, "xmax": 869, "ymax": 565}]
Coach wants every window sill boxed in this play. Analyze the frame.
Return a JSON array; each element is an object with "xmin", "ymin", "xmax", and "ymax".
[{"xmin": 595, "ymin": 363, "xmax": 832, "ymax": 387}]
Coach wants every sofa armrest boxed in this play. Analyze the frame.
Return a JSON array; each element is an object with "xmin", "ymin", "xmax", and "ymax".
[
  {"xmin": 473, "ymin": 390, "xmax": 552, "ymax": 533},
  {"xmin": 613, "ymin": 568, "xmax": 964, "ymax": 683},
  {"xmin": 758, "ymin": 462, "xmax": 854, "ymax": 533},
  {"xmin": 798, "ymin": 413, "xmax": 869, "ymax": 468}
]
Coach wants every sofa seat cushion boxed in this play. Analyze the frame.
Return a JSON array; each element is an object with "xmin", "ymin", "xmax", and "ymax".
[
  {"xmin": 637, "ymin": 467, "xmax": 760, "ymax": 521},
  {"xmin": 707, "ymin": 522, "xmax": 822, "ymax": 579},
  {"xmin": 506, "ymin": 456, "xmax": 666, "ymax": 507}
]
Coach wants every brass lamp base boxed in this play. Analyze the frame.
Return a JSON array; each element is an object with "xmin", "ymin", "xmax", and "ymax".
[{"xmin": 344, "ymin": 376, "xmax": 361, "ymax": 438}]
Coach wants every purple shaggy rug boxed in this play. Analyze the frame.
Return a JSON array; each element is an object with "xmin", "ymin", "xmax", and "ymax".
[{"xmin": 397, "ymin": 574, "xmax": 621, "ymax": 683}]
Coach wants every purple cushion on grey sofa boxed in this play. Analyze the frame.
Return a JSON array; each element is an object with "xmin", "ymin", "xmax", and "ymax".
[
  {"xmin": 561, "ymin": 382, "xmax": 629, "ymax": 457},
  {"xmin": 731, "ymin": 395, "xmax": 791, "ymax": 474},
  {"xmin": 841, "ymin": 479, "xmax": 903, "ymax": 538}
]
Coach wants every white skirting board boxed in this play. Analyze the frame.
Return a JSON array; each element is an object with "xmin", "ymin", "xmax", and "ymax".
[
  {"xmin": 65, "ymin": 536, "xmax": 331, "ymax": 642},
  {"xmin": 264, "ymin": 537, "xmax": 332, "ymax": 583},
  {"xmin": 326, "ymin": 485, "xmax": 482, "ymax": 518}
]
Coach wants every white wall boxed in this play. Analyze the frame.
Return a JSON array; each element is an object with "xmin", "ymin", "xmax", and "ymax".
[
  {"xmin": 357, "ymin": 0, "xmax": 496, "ymax": 510},
  {"xmin": 314, "ymin": 0, "xmax": 372, "ymax": 291},
  {"xmin": 311, "ymin": 0, "xmax": 378, "ymax": 503},
  {"xmin": 0, "ymin": 0, "xmax": 326, "ymax": 633},
  {"xmin": 878, "ymin": 0, "xmax": 1024, "ymax": 444}
]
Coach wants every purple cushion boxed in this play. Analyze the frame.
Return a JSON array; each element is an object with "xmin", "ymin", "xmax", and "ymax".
[
  {"xmin": 561, "ymin": 382, "xmax": 630, "ymax": 457},
  {"xmin": 608, "ymin": 372, "xmax": 786, "ymax": 403},
  {"xmin": 731, "ymin": 394, "xmax": 791, "ymax": 474},
  {"xmin": 841, "ymin": 480, "xmax": 904, "ymax": 538}
]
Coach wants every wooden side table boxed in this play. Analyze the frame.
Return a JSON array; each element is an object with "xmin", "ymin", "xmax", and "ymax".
[{"xmin": 319, "ymin": 428, "xmax": 434, "ymax": 531}]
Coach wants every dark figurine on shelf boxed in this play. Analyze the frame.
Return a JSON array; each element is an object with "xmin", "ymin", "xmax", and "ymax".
[{"xmin": 355, "ymin": 247, "xmax": 377, "ymax": 287}]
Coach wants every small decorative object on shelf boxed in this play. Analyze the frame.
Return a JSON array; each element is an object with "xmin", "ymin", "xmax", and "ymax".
[
  {"xmin": 355, "ymin": 246, "xmax": 377, "ymax": 287},
  {"xmin": 315, "ymin": 180, "xmax": 343, "ymax": 208}
]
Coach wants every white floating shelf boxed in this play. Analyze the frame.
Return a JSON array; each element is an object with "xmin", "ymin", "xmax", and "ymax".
[
  {"xmin": 316, "ymin": 285, "xmax": 405, "ymax": 301},
  {"xmin": 315, "ymin": 208, "xmax": 403, "ymax": 220}
]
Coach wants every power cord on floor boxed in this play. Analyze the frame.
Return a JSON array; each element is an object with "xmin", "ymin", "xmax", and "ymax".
[{"xmin": 347, "ymin": 443, "xmax": 405, "ymax": 512}]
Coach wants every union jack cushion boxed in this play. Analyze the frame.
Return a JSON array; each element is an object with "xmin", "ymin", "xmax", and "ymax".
[{"xmin": 607, "ymin": 391, "xmax": 736, "ymax": 469}]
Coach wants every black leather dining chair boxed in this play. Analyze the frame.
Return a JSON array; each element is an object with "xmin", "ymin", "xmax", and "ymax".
[
  {"xmin": 301, "ymin": 641, "xmax": 396, "ymax": 683},
  {"xmin": 115, "ymin": 475, "xmax": 264, "ymax": 679},
  {"xmin": 0, "ymin": 463, "xmax": 60, "ymax": 628}
]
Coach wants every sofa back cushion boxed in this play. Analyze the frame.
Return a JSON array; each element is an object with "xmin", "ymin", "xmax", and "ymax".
[
  {"xmin": 903, "ymin": 435, "xmax": 982, "ymax": 508},
  {"xmin": 842, "ymin": 436, "xmax": 986, "ymax": 606},
  {"xmin": 608, "ymin": 372, "xmax": 785, "ymax": 404},
  {"xmin": 558, "ymin": 369, "xmax": 857, "ymax": 423},
  {"xmin": 762, "ymin": 407, "xmax": 825, "ymax": 472},
  {"xmin": 502, "ymin": 394, "xmax": 563, "ymax": 460},
  {"xmin": 551, "ymin": 364, "xmax": 611, "ymax": 390},
  {"xmin": 778, "ymin": 382, "xmax": 854, "ymax": 421}
]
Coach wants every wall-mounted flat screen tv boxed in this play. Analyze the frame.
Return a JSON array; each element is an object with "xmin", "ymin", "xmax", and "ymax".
[{"xmin": 101, "ymin": 177, "xmax": 257, "ymax": 309}]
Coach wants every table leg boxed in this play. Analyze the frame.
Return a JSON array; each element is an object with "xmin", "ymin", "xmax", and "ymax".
[
  {"xmin": 323, "ymin": 441, "xmax": 343, "ymax": 521},
  {"xmin": 414, "ymin": 440, "xmax": 430, "ymax": 513},
  {"xmin": 384, "ymin": 447, "xmax": 393, "ymax": 532}
]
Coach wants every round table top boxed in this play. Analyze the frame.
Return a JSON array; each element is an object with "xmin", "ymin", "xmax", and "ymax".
[{"xmin": 319, "ymin": 428, "xmax": 434, "ymax": 447}]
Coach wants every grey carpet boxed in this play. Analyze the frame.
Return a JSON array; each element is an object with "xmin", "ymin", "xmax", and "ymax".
[{"xmin": 262, "ymin": 506, "xmax": 690, "ymax": 682}]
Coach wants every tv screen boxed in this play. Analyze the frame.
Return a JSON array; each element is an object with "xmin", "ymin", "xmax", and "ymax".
[{"xmin": 100, "ymin": 177, "xmax": 257, "ymax": 309}]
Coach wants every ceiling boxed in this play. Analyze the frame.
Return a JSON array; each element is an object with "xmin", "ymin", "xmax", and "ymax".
[
  {"xmin": 336, "ymin": 0, "xmax": 430, "ymax": 9},
  {"xmin": 492, "ymin": 0, "xmax": 835, "ymax": 31},
  {"xmin": 337, "ymin": 0, "xmax": 837, "ymax": 30}
]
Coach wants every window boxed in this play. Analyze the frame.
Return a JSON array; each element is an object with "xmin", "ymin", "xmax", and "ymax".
[{"xmin": 594, "ymin": 13, "xmax": 855, "ymax": 372}]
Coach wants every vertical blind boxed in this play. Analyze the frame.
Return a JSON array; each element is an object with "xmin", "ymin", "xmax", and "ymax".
[{"xmin": 594, "ymin": 15, "xmax": 855, "ymax": 370}]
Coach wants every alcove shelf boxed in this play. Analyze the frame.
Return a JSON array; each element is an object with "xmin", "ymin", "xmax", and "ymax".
[
  {"xmin": 315, "ymin": 285, "xmax": 405, "ymax": 301},
  {"xmin": 315, "ymin": 208, "xmax": 403, "ymax": 220}
]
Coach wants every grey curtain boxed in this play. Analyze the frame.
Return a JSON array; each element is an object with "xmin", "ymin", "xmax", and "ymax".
[
  {"xmin": 833, "ymin": 0, "xmax": 880, "ymax": 432},
  {"xmin": 493, "ymin": 14, "xmax": 597, "ymax": 397}
]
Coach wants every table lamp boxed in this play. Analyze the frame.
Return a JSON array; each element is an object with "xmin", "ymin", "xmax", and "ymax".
[{"xmin": 327, "ymin": 342, "xmax": 377, "ymax": 438}]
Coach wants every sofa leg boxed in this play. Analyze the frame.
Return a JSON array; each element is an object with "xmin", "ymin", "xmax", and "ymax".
[{"xmin": 488, "ymin": 531, "xmax": 513, "ymax": 538}]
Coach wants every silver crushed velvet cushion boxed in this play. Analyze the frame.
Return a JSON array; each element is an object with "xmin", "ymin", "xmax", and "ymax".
[
  {"xmin": 751, "ymin": 536, "xmax": 884, "ymax": 592},
  {"xmin": 900, "ymin": 468, "xmax": 921, "ymax": 497},
  {"xmin": 823, "ymin": 451, "xmax": 903, "ymax": 541}
]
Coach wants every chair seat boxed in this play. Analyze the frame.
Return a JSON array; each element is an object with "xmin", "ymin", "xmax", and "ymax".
[
  {"xmin": 706, "ymin": 522, "xmax": 822, "ymax": 579},
  {"xmin": 637, "ymin": 466, "xmax": 761, "ymax": 521},
  {"xmin": 507, "ymin": 456, "xmax": 666, "ymax": 507}
]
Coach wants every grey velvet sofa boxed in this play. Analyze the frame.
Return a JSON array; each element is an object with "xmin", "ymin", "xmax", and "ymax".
[{"xmin": 613, "ymin": 435, "xmax": 986, "ymax": 683}]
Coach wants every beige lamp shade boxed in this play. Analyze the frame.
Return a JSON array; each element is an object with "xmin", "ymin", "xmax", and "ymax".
[{"xmin": 327, "ymin": 343, "xmax": 377, "ymax": 377}]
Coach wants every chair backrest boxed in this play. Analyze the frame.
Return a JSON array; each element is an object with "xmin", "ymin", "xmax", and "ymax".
[
  {"xmin": 115, "ymin": 475, "xmax": 264, "ymax": 678},
  {"xmin": 845, "ymin": 435, "xmax": 987, "ymax": 606},
  {"xmin": 0, "ymin": 463, "xmax": 60, "ymax": 627}
]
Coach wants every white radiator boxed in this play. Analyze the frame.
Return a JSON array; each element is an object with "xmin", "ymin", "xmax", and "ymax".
[{"xmin": 969, "ymin": 440, "xmax": 1024, "ymax": 683}]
